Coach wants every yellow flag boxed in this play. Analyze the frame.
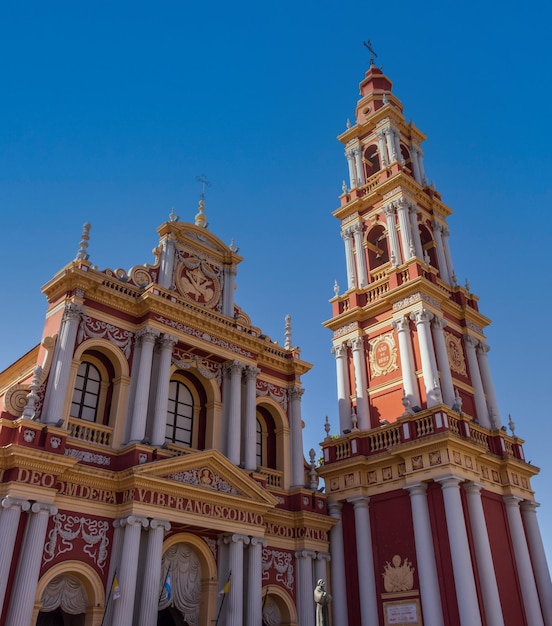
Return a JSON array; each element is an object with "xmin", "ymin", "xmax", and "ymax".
[{"xmin": 112, "ymin": 574, "xmax": 121, "ymax": 600}]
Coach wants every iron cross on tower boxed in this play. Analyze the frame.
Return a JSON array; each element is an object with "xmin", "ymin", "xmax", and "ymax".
[
  {"xmin": 196, "ymin": 174, "xmax": 212, "ymax": 201},
  {"xmin": 363, "ymin": 39, "xmax": 377, "ymax": 66}
]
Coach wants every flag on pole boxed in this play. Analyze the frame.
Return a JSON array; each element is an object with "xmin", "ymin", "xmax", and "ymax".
[
  {"xmin": 111, "ymin": 574, "xmax": 121, "ymax": 600},
  {"xmin": 163, "ymin": 570, "xmax": 172, "ymax": 601},
  {"xmin": 220, "ymin": 576, "xmax": 231, "ymax": 595}
]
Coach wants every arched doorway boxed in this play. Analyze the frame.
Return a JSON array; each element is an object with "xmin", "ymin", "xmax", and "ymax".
[
  {"xmin": 158, "ymin": 543, "xmax": 202, "ymax": 626},
  {"xmin": 36, "ymin": 574, "xmax": 87, "ymax": 626}
]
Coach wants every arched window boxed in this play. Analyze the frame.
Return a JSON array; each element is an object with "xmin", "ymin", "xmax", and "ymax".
[
  {"xmin": 70, "ymin": 362, "xmax": 101, "ymax": 422},
  {"xmin": 366, "ymin": 224, "xmax": 389, "ymax": 273},
  {"xmin": 167, "ymin": 381, "xmax": 194, "ymax": 446},
  {"xmin": 256, "ymin": 419, "xmax": 263, "ymax": 468},
  {"xmin": 363, "ymin": 145, "xmax": 380, "ymax": 179}
]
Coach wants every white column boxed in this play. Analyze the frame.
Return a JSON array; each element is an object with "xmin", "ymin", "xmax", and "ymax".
[
  {"xmin": 354, "ymin": 147, "xmax": 365, "ymax": 186},
  {"xmin": 349, "ymin": 497, "xmax": 379, "ymax": 626},
  {"xmin": 432, "ymin": 221, "xmax": 450, "ymax": 282},
  {"xmin": 463, "ymin": 483, "xmax": 505, "ymax": 626},
  {"xmin": 431, "ymin": 316, "xmax": 455, "ymax": 407},
  {"xmin": 396, "ymin": 198, "xmax": 415, "ymax": 261},
  {"xmin": 226, "ymin": 361, "xmax": 244, "ymax": 465},
  {"xmin": 138, "ymin": 519, "xmax": 171, "ymax": 626},
  {"xmin": 464, "ymin": 335, "xmax": 490, "ymax": 427},
  {"xmin": 504, "ymin": 496, "xmax": 545, "ymax": 626},
  {"xmin": 409, "ymin": 204, "xmax": 424, "ymax": 260},
  {"xmin": 520, "ymin": 501, "xmax": 552, "ymax": 626},
  {"xmin": 437, "ymin": 477, "xmax": 482, "ymax": 626},
  {"xmin": 225, "ymin": 534, "xmax": 249, "ymax": 626},
  {"xmin": 377, "ymin": 132, "xmax": 388, "ymax": 168},
  {"xmin": 104, "ymin": 519, "xmax": 125, "ymax": 626},
  {"xmin": 314, "ymin": 553, "xmax": 330, "ymax": 588},
  {"xmin": 42, "ymin": 303, "xmax": 82, "ymax": 424},
  {"xmin": 246, "ymin": 537, "xmax": 265, "ymax": 626},
  {"xmin": 5, "ymin": 502, "xmax": 57, "ymax": 626},
  {"xmin": 392, "ymin": 316, "xmax": 420, "ymax": 409},
  {"xmin": 345, "ymin": 150, "xmax": 358, "ymax": 189},
  {"xmin": 289, "ymin": 385, "xmax": 306, "ymax": 487},
  {"xmin": 384, "ymin": 127, "xmax": 397, "ymax": 163},
  {"xmin": 332, "ymin": 343, "xmax": 352, "ymax": 433},
  {"xmin": 476, "ymin": 343, "xmax": 501, "ymax": 428},
  {"xmin": 410, "ymin": 309, "xmax": 442, "ymax": 407},
  {"xmin": 328, "ymin": 502, "xmax": 349, "ymax": 626},
  {"xmin": 404, "ymin": 484, "xmax": 444, "ymax": 626},
  {"xmin": 129, "ymin": 327, "xmax": 160, "ymax": 442},
  {"xmin": 296, "ymin": 550, "xmax": 316, "ymax": 626},
  {"xmin": 353, "ymin": 223, "xmax": 368, "ymax": 287},
  {"xmin": 0, "ymin": 497, "xmax": 31, "ymax": 613},
  {"xmin": 348, "ymin": 337, "xmax": 370, "ymax": 430},
  {"xmin": 342, "ymin": 228, "xmax": 357, "ymax": 289},
  {"xmin": 112, "ymin": 516, "xmax": 149, "ymax": 626},
  {"xmin": 411, "ymin": 144, "xmax": 422, "ymax": 183},
  {"xmin": 151, "ymin": 334, "xmax": 178, "ymax": 446},
  {"xmin": 222, "ymin": 266, "xmax": 237, "ymax": 317},
  {"xmin": 243, "ymin": 366, "xmax": 260, "ymax": 470},
  {"xmin": 384, "ymin": 205, "xmax": 402, "ymax": 265},
  {"xmin": 158, "ymin": 234, "xmax": 176, "ymax": 289},
  {"xmin": 441, "ymin": 227, "xmax": 456, "ymax": 283}
]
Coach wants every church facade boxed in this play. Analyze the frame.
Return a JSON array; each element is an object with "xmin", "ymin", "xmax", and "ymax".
[{"xmin": 1, "ymin": 60, "xmax": 551, "ymax": 626}]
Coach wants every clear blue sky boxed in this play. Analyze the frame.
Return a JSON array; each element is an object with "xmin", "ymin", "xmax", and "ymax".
[{"xmin": 2, "ymin": 1, "xmax": 552, "ymax": 564}]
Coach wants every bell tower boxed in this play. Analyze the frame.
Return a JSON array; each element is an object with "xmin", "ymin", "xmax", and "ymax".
[{"xmin": 318, "ymin": 57, "xmax": 552, "ymax": 626}]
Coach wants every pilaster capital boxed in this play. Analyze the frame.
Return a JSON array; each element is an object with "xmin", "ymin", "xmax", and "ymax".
[
  {"xmin": 520, "ymin": 500, "xmax": 540, "ymax": 514},
  {"xmin": 432, "ymin": 219, "xmax": 445, "ymax": 235},
  {"xmin": 295, "ymin": 549, "xmax": 317, "ymax": 560},
  {"xmin": 404, "ymin": 482, "xmax": 428, "ymax": 497},
  {"xmin": 347, "ymin": 336, "xmax": 364, "ymax": 351},
  {"xmin": 315, "ymin": 552, "xmax": 331, "ymax": 562},
  {"xmin": 225, "ymin": 360, "xmax": 244, "ymax": 377},
  {"xmin": 327, "ymin": 501, "xmax": 343, "ymax": 518},
  {"xmin": 288, "ymin": 385, "xmax": 305, "ymax": 401},
  {"xmin": 224, "ymin": 533, "xmax": 250, "ymax": 546},
  {"xmin": 347, "ymin": 495, "xmax": 370, "ymax": 509},
  {"xmin": 410, "ymin": 309, "xmax": 433, "ymax": 325},
  {"xmin": 464, "ymin": 334, "xmax": 479, "ymax": 349},
  {"xmin": 351, "ymin": 222, "xmax": 363, "ymax": 236},
  {"xmin": 159, "ymin": 334, "xmax": 178, "ymax": 351},
  {"xmin": 462, "ymin": 481, "xmax": 484, "ymax": 496},
  {"xmin": 331, "ymin": 343, "xmax": 348, "ymax": 358},
  {"xmin": 149, "ymin": 519, "xmax": 171, "ymax": 532},
  {"xmin": 476, "ymin": 342, "xmax": 490, "ymax": 356},
  {"xmin": 395, "ymin": 197, "xmax": 410, "ymax": 212},
  {"xmin": 1, "ymin": 496, "xmax": 31, "ymax": 512},
  {"xmin": 392, "ymin": 316, "xmax": 410, "ymax": 333},
  {"xmin": 431, "ymin": 315, "xmax": 447, "ymax": 332},
  {"xmin": 383, "ymin": 204, "xmax": 396, "ymax": 218},
  {"xmin": 435, "ymin": 475, "xmax": 463, "ymax": 490},
  {"xmin": 244, "ymin": 365, "xmax": 261, "ymax": 381},
  {"xmin": 136, "ymin": 327, "xmax": 160, "ymax": 344},
  {"xmin": 119, "ymin": 515, "xmax": 149, "ymax": 529},
  {"xmin": 503, "ymin": 495, "xmax": 523, "ymax": 509},
  {"xmin": 30, "ymin": 502, "xmax": 58, "ymax": 516},
  {"xmin": 63, "ymin": 302, "xmax": 84, "ymax": 323},
  {"xmin": 249, "ymin": 536, "xmax": 267, "ymax": 548}
]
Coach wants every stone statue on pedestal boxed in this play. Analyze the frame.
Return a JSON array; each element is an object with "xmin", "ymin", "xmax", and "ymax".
[{"xmin": 314, "ymin": 579, "xmax": 331, "ymax": 626}]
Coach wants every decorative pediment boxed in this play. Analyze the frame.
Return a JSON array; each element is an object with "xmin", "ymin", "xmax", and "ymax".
[{"xmin": 133, "ymin": 449, "xmax": 278, "ymax": 507}]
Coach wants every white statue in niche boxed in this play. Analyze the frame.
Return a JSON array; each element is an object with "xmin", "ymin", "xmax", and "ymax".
[{"xmin": 382, "ymin": 554, "xmax": 415, "ymax": 592}]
